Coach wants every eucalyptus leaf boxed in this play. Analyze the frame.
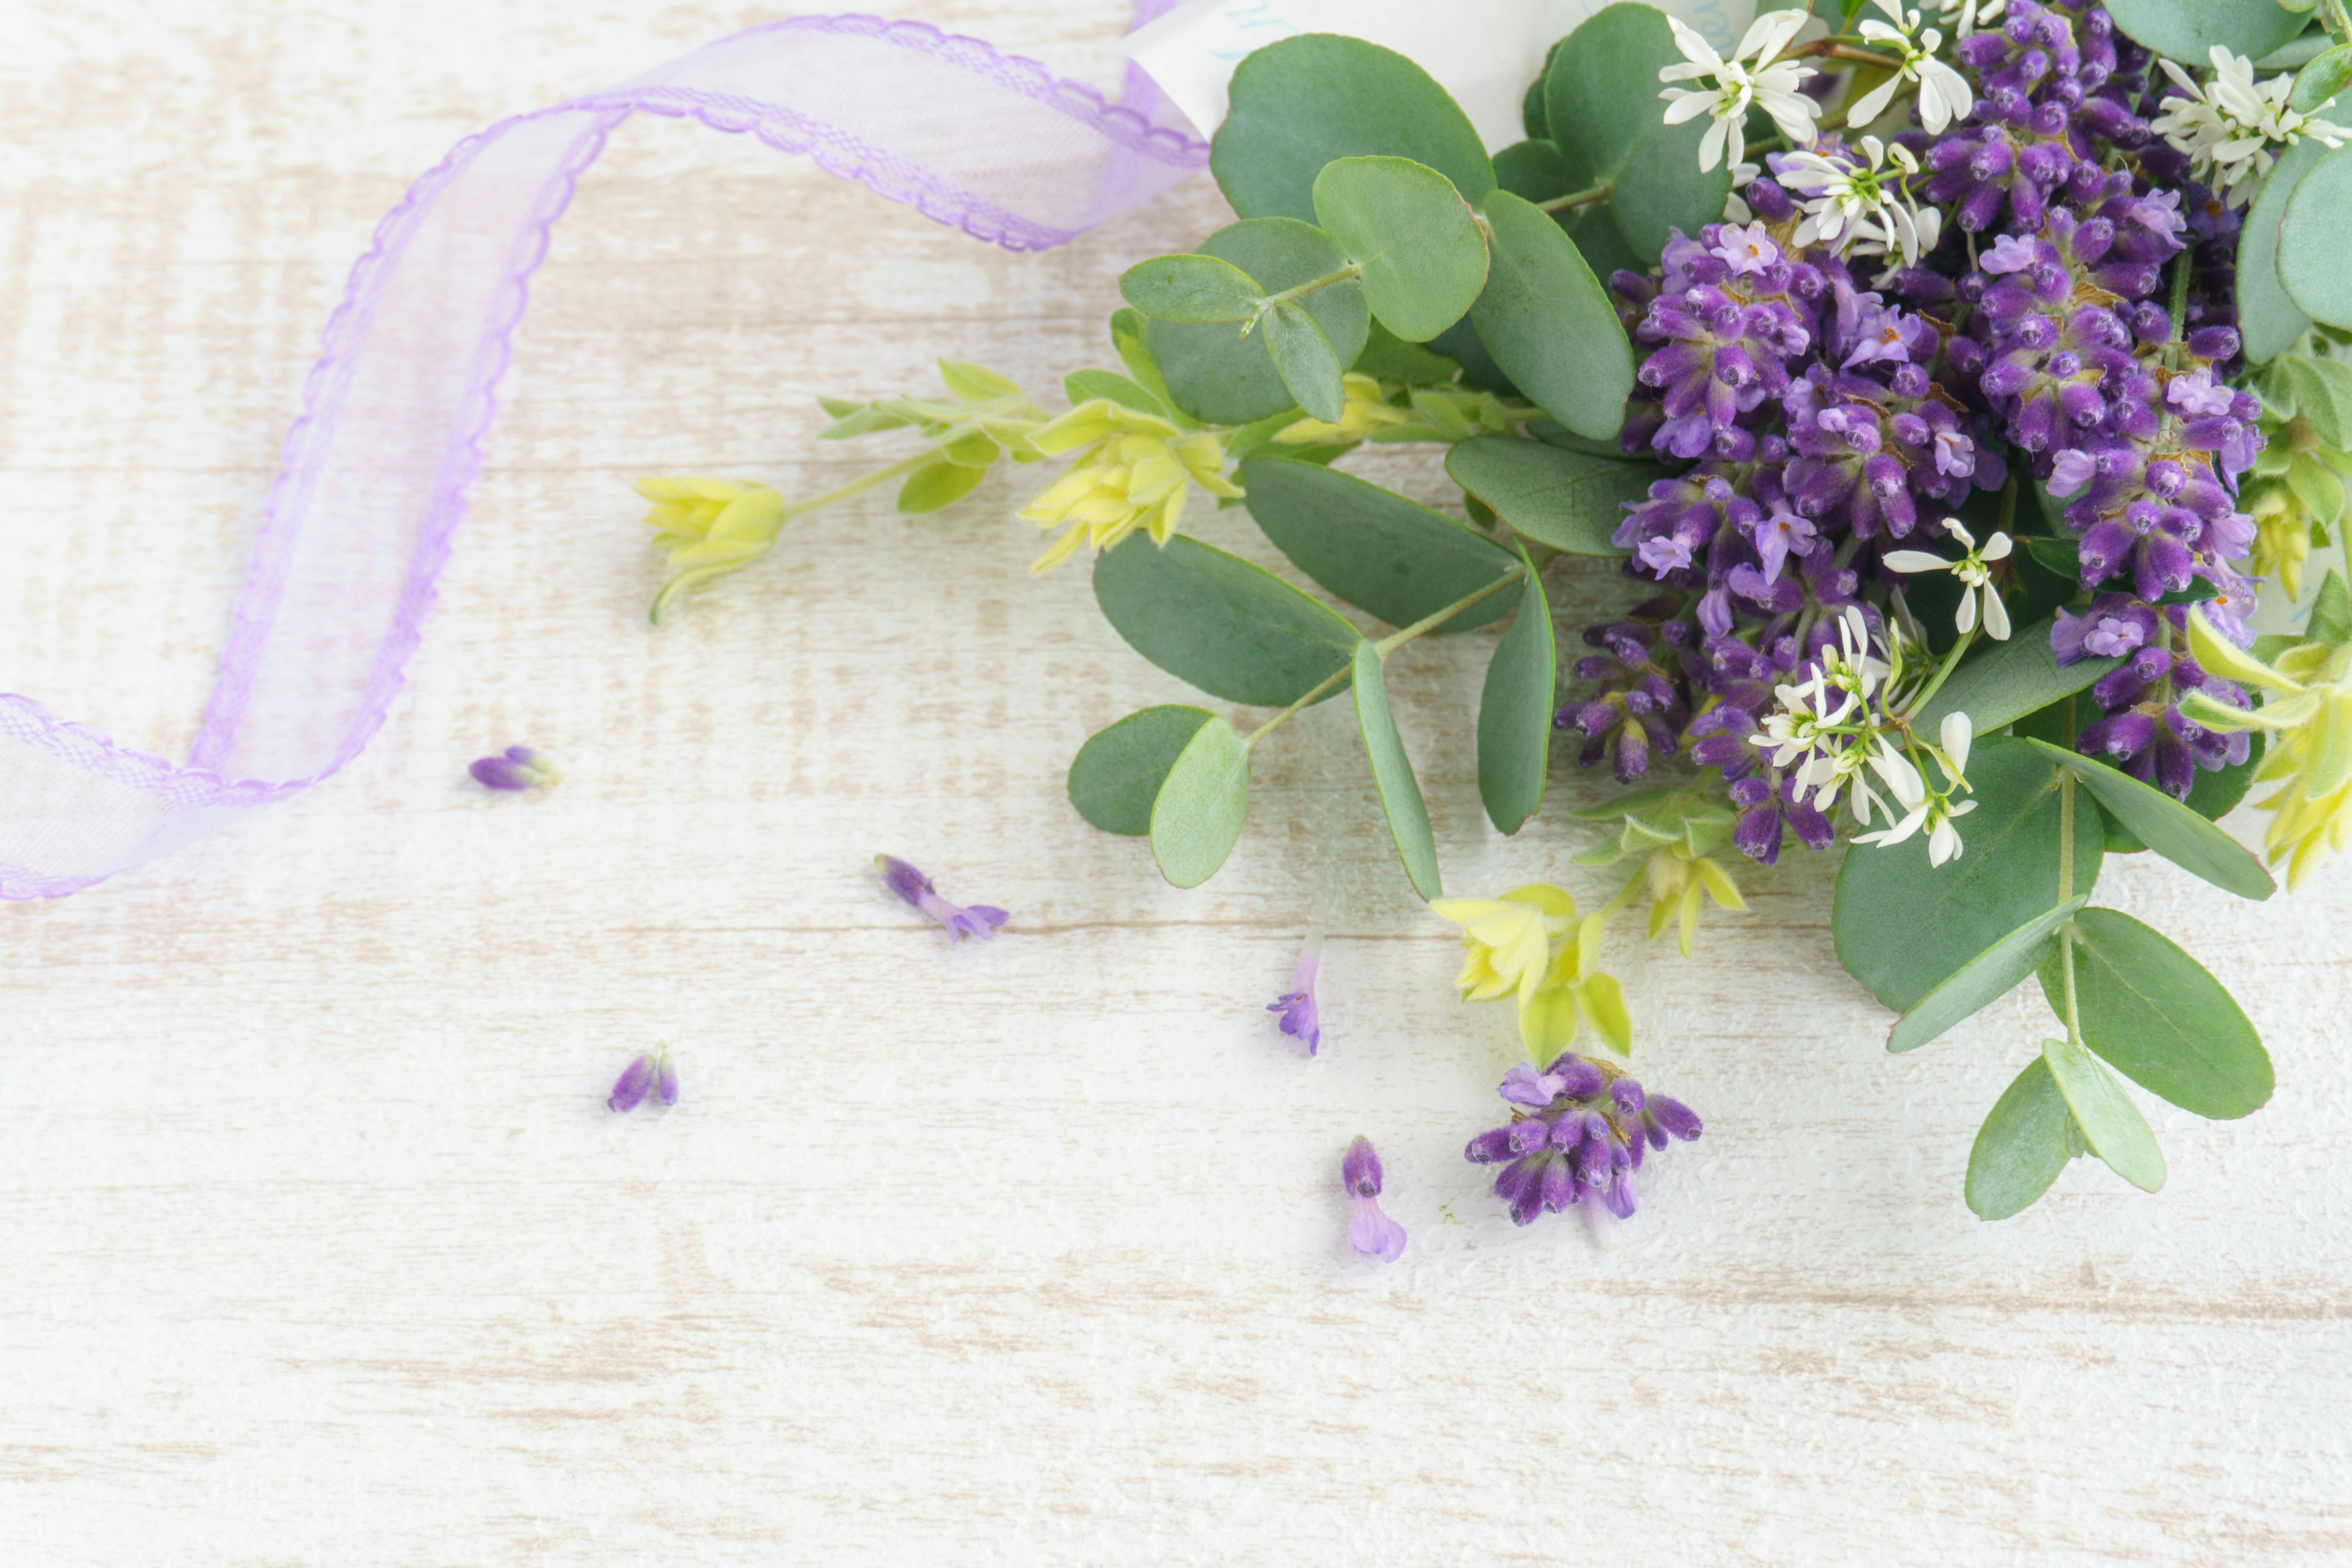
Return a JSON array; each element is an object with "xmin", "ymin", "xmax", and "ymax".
[
  {"xmin": 1092, "ymin": 532, "xmax": 1361, "ymax": 706},
  {"xmin": 2040, "ymin": 1032, "xmax": 2166, "ymax": 1193},
  {"xmin": 897, "ymin": 460, "xmax": 986, "ymax": 514},
  {"xmin": 1833, "ymin": 738, "xmax": 2106, "ymax": 1013},
  {"xmin": 1910, "ymin": 614, "xmax": 2122, "ymax": 734},
  {"xmin": 1259, "ymin": 301, "xmax": 1347, "ymax": 423},
  {"xmin": 1118, "ymin": 252, "xmax": 1265, "ymax": 323},
  {"xmin": 1477, "ymin": 540, "xmax": 1556, "ymax": 834},
  {"xmin": 2280, "ymin": 145, "xmax": 2352, "ymax": 330},
  {"xmin": 2238, "ymin": 138, "xmax": 2330, "ymax": 363},
  {"xmin": 2101, "ymin": 0, "xmax": 2307, "ymax": 64},
  {"xmin": 1311, "ymin": 155, "xmax": 1491, "ymax": 342},
  {"xmin": 1351, "ymin": 320, "xmax": 1460, "ymax": 383},
  {"xmin": 2016, "ymin": 737, "xmax": 2275, "ymax": 900},
  {"xmin": 2038, "ymin": 908, "xmax": 2273, "ymax": 1120},
  {"xmin": 1966, "ymin": 1058, "xmax": 2081, "ymax": 1221},
  {"xmin": 2293, "ymin": 42, "xmax": 2352, "ymax": 116},
  {"xmin": 1150, "ymin": 717, "xmax": 1253, "ymax": 889},
  {"xmin": 1468, "ymin": 189, "xmax": 1635, "ymax": 440},
  {"xmin": 1446, "ymin": 435, "xmax": 1651, "ymax": 556},
  {"xmin": 1427, "ymin": 315, "xmax": 1520, "ymax": 396},
  {"xmin": 1488, "ymin": 137, "xmax": 1644, "ymax": 279},
  {"xmin": 1352, "ymin": 640, "xmax": 1443, "ymax": 899},
  {"xmin": 1148, "ymin": 219, "xmax": 1370, "ymax": 426},
  {"xmin": 1068, "ymin": 705, "xmax": 1215, "ymax": 835},
  {"xmin": 1541, "ymin": 2, "xmax": 1732, "ymax": 263},
  {"xmin": 1888, "ymin": 895, "xmax": 2088, "ymax": 1054},
  {"xmin": 1238, "ymin": 456, "xmax": 1520, "ymax": 630},
  {"xmin": 1063, "ymin": 368, "xmax": 1172, "ymax": 422},
  {"xmin": 1211, "ymin": 33, "xmax": 1496, "ymax": 225}
]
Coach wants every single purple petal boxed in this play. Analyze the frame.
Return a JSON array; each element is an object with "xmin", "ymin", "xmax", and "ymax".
[
  {"xmin": 1646, "ymin": 1095, "xmax": 1703, "ymax": 1140},
  {"xmin": 1349, "ymin": 1194, "xmax": 1408, "ymax": 1262},
  {"xmin": 608, "ymin": 1053, "xmax": 655, "ymax": 1113}
]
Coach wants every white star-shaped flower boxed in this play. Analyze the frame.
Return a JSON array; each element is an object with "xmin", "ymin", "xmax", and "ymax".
[
  {"xmin": 1849, "ymin": 0, "xmax": 1973, "ymax": 132},
  {"xmin": 1883, "ymin": 516, "xmax": 2014, "ymax": 639},
  {"xmin": 2152, "ymin": 46, "xmax": 2348, "ymax": 208},
  {"xmin": 1659, "ymin": 9, "xmax": 1821, "ymax": 174}
]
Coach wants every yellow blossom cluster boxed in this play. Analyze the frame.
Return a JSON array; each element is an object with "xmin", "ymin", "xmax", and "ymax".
[{"xmin": 1428, "ymin": 884, "xmax": 1633, "ymax": 1056}]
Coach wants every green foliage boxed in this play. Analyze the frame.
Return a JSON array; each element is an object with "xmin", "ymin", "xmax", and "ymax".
[
  {"xmin": 1488, "ymin": 138, "xmax": 1645, "ymax": 284},
  {"xmin": 1567, "ymin": 786, "xmax": 1735, "ymax": 864},
  {"xmin": 1068, "ymin": 706, "xmax": 1213, "ymax": 835},
  {"xmin": 1063, "ymin": 368, "xmax": 1173, "ymax": 422},
  {"xmin": 1352, "ymin": 640, "xmax": 1442, "ymax": 898},
  {"xmin": 1540, "ymin": 3, "xmax": 1732, "ymax": 263},
  {"xmin": 1210, "ymin": 34, "xmax": 1495, "ymax": 226},
  {"xmin": 2280, "ymin": 146, "xmax": 2352, "ymax": 330},
  {"xmin": 1476, "ymin": 541, "xmax": 1556, "ymax": 834},
  {"xmin": 1909, "ymin": 614, "xmax": 2122, "ymax": 734},
  {"xmin": 1444, "ymin": 435, "xmax": 1649, "ymax": 556},
  {"xmin": 2237, "ymin": 138, "xmax": 2331, "ymax": 363},
  {"xmin": 1092, "ymin": 532, "xmax": 1360, "ymax": 706},
  {"xmin": 2040, "ymin": 1031, "xmax": 2166, "ymax": 1193},
  {"xmin": 897, "ymin": 459, "xmax": 987, "ymax": 514},
  {"xmin": 1145, "ymin": 219, "xmax": 1367, "ymax": 427},
  {"xmin": 2313, "ymin": 567, "xmax": 2352, "ymax": 644},
  {"xmin": 1260, "ymin": 301, "xmax": 1347, "ymax": 423},
  {"xmin": 2016, "ymin": 737, "xmax": 2275, "ymax": 899},
  {"xmin": 1966, "ymin": 1058, "xmax": 2083, "ymax": 1220},
  {"xmin": 1833, "ymin": 739, "xmax": 2106, "ymax": 1013},
  {"xmin": 1107, "ymin": 308, "xmax": 1187, "ymax": 423},
  {"xmin": 1350, "ymin": 320, "xmax": 1459, "ymax": 383},
  {"xmin": 1150, "ymin": 717, "xmax": 1253, "ymax": 889},
  {"xmin": 1311, "ymin": 156, "xmax": 1490, "ymax": 342},
  {"xmin": 1238, "ymin": 456, "xmax": 1520, "ymax": 631},
  {"xmin": 2293, "ymin": 43, "xmax": 2352, "ymax": 116},
  {"xmin": 1118, "ymin": 252, "xmax": 1264, "ymax": 323},
  {"xmin": 2039, "ymin": 910, "xmax": 2272, "ymax": 1120},
  {"xmin": 1467, "ymin": 190, "xmax": 1635, "ymax": 440},
  {"xmin": 1887, "ymin": 896, "xmax": 2087, "ymax": 1054},
  {"xmin": 2100, "ymin": 0, "xmax": 2307, "ymax": 64},
  {"xmin": 2273, "ymin": 354, "xmax": 2352, "ymax": 447}
]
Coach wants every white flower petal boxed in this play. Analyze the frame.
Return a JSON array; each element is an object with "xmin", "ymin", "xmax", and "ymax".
[
  {"xmin": 1940, "ymin": 711, "xmax": 1973, "ymax": 775},
  {"xmin": 1847, "ymin": 77, "xmax": 1901, "ymax": 129},
  {"xmin": 1982, "ymin": 584, "xmax": 2011, "ymax": 641},
  {"xmin": 1881, "ymin": 549, "xmax": 1951, "ymax": 573}
]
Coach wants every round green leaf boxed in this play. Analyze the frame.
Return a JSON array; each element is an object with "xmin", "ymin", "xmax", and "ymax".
[
  {"xmin": 2103, "ymin": 0, "xmax": 2308, "ymax": 66},
  {"xmin": 1908, "ymin": 613, "xmax": 2123, "ymax": 735},
  {"xmin": 1888, "ymin": 895, "xmax": 2087, "ymax": 1054},
  {"xmin": 1118, "ymin": 252, "xmax": 1265, "ymax": 323},
  {"xmin": 1148, "ymin": 219, "xmax": 1370, "ymax": 426},
  {"xmin": 1476, "ymin": 543, "xmax": 1556, "ymax": 835},
  {"xmin": 1352, "ymin": 641, "xmax": 1442, "ymax": 899},
  {"xmin": 1466, "ymin": 190, "xmax": 1635, "ymax": 440},
  {"xmin": 2040, "ymin": 1033, "xmax": 2166, "ymax": 1193},
  {"xmin": 2037, "ymin": 910, "xmax": 2273, "ymax": 1119},
  {"xmin": 1210, "ymin": 34, "xmax": 1495, "ymax": 225},
  {"xmin": 1490, "ymin": 138, "xmax": 1645, "ymax": 282},
  {"xmin": 1310, "ymin": 156, "xmax": 1489, "ymax": 342},
  {"xmin": 1092, "ymin": 532, "xmax": 1361, "ymax": 707},
  {"xmin": 2280, "ymin": 144, "xmax": 2352, "ymax": 329},
  {"xmin": 1540, "ymin": 2, "xmax": 1732, "ymax": 265},
  {"xmin": 1259, "ymin": 301, "xmax": 1346, "ymax": 423},
  {"xmin": 1069, "ymin": 706, "xmax": 1215, "ymax": 835},
  {"xmin": 1446, "ymin": 435, "xmax": 1649, "ymax": 555},
  {"xmin": 2016, "ymin": 737, "xmax": 2275, "ymax": 900},
  {"xmin": 1966, "ymin": 1058, "xmax": 2082, "ymax": 1221},
  {"xmin": 2239, "ymin": 137, "xmax": 2331, "ymax": 362},
  {"xmin": 1238, "ymin": 455, "xmax": 1520, "ymax": 630},
  {"xmin": 1833, "ymin": 738, "xmax": 2106, "ymax": 1014},
  {"xmin": 2293, "ymin": 42, "xmax": 2352, "ymax": 115},
  {"xmin": 1150, "ymin": 718, "xmax": 1253, "ymax": 889}
]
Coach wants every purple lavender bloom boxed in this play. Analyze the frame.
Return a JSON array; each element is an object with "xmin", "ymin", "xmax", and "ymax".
[
  {"xmin": 2052, "ymin": 594, "xmax": 2158, "ymax": 663},
  {"xmin": 877, "ymin": 854, "xmax": 1009, "ymax": 941},
  {"xmin": 1342, "ymin": 1136, "xmax": 1407, "ymax": 1262},
  {"xmin": 1268, "ymin": 948, "xmax": 1321, "ymax": 1054},
  {"xmin": 470, "ymin": 745, "xmax": 560, "ymax": 791},
  {"xmin": 608, "ymin": 1052, "xmax": 655, "ymax": 1112},
  {"xmin": 654, "ymin": 1045, "xmax": 680, "ymax": 1107},
  {"xmin": 1464, "ymin": 1055, "xmax": 1700, "ymax": 1226}
]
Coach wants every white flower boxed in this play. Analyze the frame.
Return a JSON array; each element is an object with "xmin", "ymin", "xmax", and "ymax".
[
  {"xmin": 1883, "ymin": 516, "xmax": 2014, "ymax": 640},
  {"xmin": 1935, "ymin": 0, "xmax": 2003, "ymax": 38},
  {"xmin": 1659, "ymin": 9, "xmax": 1821, "ymax": 173},
  {"xmin": 1850, "ymin": 0, "xmax": 1974, "ymax": 132},
  {"xmin": 2152, "ymin": 46, "xmax": 2348, "ymax": 209},
  {"xmin": 1779, "ymin": 137, "xmax": 1933, "ymax": 263}
]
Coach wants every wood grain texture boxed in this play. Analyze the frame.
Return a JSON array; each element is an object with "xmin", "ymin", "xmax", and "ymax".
[{"xmin": 2, "ymin": 4, "xmax": 2349, "ymax": 1563}]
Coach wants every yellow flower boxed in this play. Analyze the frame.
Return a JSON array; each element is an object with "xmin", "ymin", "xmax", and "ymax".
[
  {"xmin": 1272, "ymin": 375, "xmax": 1422, "ymax": 444},
  {"xmin": 1569, "ymin": 788, "xmax": 1747, "ymax": 957},
  {"xmin": 1272, "ymin": 377, "xmax": 1520, "ymax": 447},
  {"xmin": 1017, "ymin": 399, "xmax": 1242, "ymax": 572},
  {"xmin": 1630, "ymin": 842, "xmax": 1748, "ymax": 959},
  {"xmin": 2247, "ymin": 485, "xmax": 2312, "ymax": 603},
  {"xmin": 1430, "ymin": 888, "xmax": 1634, "ymax": 1055},
  {"xmin": 636, "ymin": 477, "xmax": 789, "ymax": 624},
  {"xmin": 2180, "ymin": 608, "xmax": 2352, "ymax": 889}
]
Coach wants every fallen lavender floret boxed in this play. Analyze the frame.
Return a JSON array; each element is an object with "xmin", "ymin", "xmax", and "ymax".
[
  {"xmin": 1267, "ymin": 947, "xmax": 1322, "ymax": 1054},
  {"xmin": 1467, "ymin": 1054, "xmax": 1700, "ymax": 1224},
  {"xmin": 609, "ymin": 1043, "xmax": 679, "ymax": 1113},
  {"xmin": 470, "ymin": 745, "xmax": 560, "ymax": 791},
  {"xmin": 1341, "ymin": 1136, "xmax": 1406, "ymax": 1262},
  {"xmin": 876, "ymin": 854, "xmax": 1009, "ymax": 941}
]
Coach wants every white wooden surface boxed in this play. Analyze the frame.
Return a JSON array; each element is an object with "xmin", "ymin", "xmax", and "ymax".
[{"xmin": 3, "ymin": 4, "xmax": 2350, "ymax": 1563}]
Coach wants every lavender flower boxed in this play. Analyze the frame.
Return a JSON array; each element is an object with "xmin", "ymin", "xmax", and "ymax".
[
  {"xmin": 1268, "ymin": 946, "xmax": 1322, "ymax": 1054},
  {"xmin": 470, "ymin": 745, "xmax": 560, "ymax": 791},
  {"xmin": 608, "ymin": 1044, "xmax": 676, "ymax": 1112},
  {"xmin": 877, "ymin": 854, "xmax": 1009, "ymax": 941},
  {"xmin": 1341, "ymin": 1136, "xmax": 1407, "ymax": 1261},
  {"xmin": 1464, "ymin": 1054, "xmax": 1700, "ymax": 1224}
]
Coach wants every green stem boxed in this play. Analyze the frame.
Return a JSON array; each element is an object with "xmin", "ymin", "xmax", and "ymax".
[
  {"xmin": 1814, "ymin": 42, "xmax": 1904, "ymax": 69},
  {"xmin": 2057, "ymin": 768, "xmax": 2084, "ymax": 1043},
  {"xmin": 2324, "ymin": 0, "xmax": 2351, "ymax": 45},
  {"xmin": 2163, "ymin": 247, "xmax": 2193, "ymax": 355},
  {"xmin": 1261, "ymin": 264, "xmax": 1362, "ymax": 309},
  {"xmin": 782, "ymin": 451, "xmax": 936, "ymax": 521},
  {"xmin": 1243, "ymin": 565, "xmax": 1528, "ymax": 748},
  {"xmin": 1536, "ymin": 182, "xmax": 1611, "ymax": 214},
  {"xmin": 1901, "ymin": 625, "xmax": 1981, "ymax": 721}
]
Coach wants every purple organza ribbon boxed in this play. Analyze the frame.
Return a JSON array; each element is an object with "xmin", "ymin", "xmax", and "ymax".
[{"xmin": 0, "ymin": 10, "xmax": 1204, "ymax": 900}]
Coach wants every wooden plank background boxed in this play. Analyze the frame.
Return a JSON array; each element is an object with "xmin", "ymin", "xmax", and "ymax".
[{"xmin": 2, "ymin": 4, "xmax": 2348, "ymax": 1562}]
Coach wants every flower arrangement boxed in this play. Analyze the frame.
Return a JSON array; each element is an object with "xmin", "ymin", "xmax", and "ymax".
[{"xmin": 638, "ymin": 0, "xmax": 2352, "ymax": 1231}]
